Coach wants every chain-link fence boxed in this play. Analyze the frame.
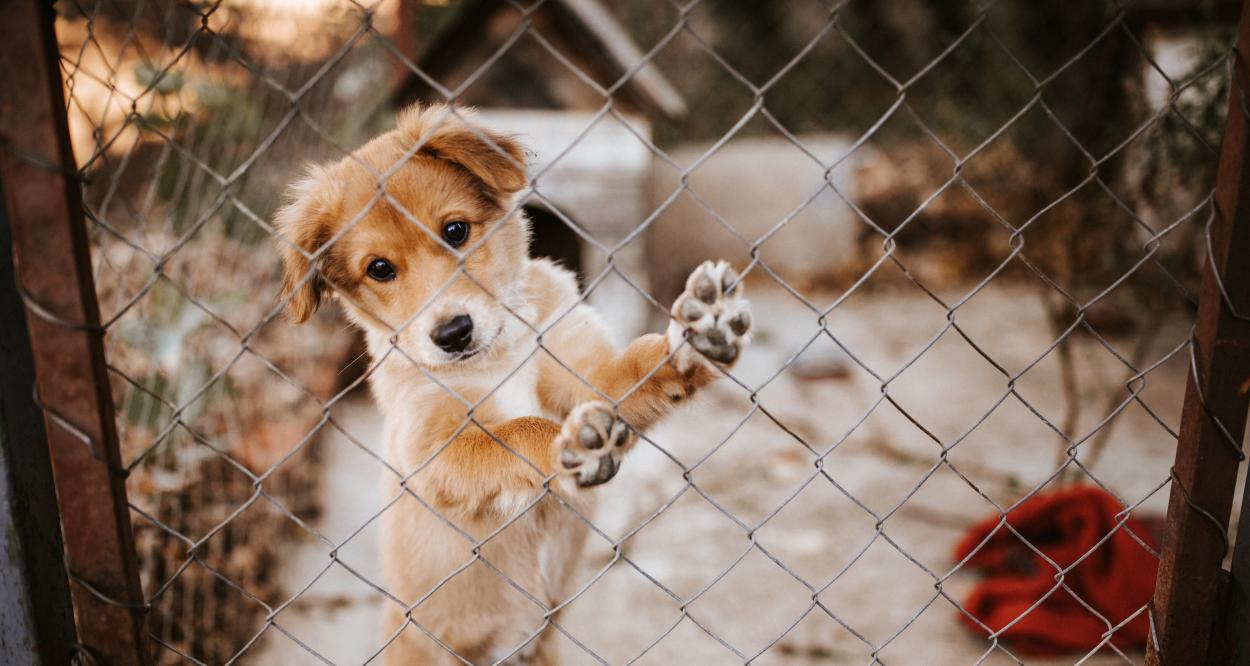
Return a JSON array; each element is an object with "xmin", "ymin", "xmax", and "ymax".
[{"xmin": 2, "ymin": 0, "xmax": 1250, "ymax": 664}]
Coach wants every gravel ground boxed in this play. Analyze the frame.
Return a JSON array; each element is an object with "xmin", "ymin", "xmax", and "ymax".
[{"xmin": 249, "ymin": 279, "xmax": 1204, "ymax": 665}]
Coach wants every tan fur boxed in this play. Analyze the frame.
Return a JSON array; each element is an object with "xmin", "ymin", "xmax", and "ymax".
[{"xmin": 276, "ymin": 104, "xmax": 740, "ymax": 665}]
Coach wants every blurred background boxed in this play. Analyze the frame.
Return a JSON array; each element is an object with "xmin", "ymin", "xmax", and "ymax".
[{"xmin": 53, "ymin": 0, "xmax": 1241, "ymax": 663}]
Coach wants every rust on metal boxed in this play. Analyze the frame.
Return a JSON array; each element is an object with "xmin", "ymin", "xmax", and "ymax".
[
  {"xmin": 0, "ymin": 2, "xmax": 149, "ymax": 664},
  {"xmin": 1146, "ymin": 1, "xmax": 1250, "ymax": 663}
]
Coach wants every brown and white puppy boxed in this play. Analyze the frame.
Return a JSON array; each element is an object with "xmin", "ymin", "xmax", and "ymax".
[{"xmin": 275, "ymin": 104, "xmax": 751, "ymax": 665}]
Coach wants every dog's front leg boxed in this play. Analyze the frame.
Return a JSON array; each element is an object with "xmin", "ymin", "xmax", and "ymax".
[
  {"xmin": 420, "ymin": 405, "xmax": 637, "ymax": 519},
  {"xmin": 572, "ymin": 261, "xmax": 753, "ymax": 432}
]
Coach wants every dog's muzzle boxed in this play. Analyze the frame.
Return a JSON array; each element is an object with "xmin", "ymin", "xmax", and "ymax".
[{"xmin": 431, "ymin": 314, "xmax": 474, "ymax": 354}]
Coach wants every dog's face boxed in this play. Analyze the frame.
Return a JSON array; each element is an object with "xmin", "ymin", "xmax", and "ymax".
[{"xmin": 275, "ymin": 105, "xmax": 531, "ymax": 370}]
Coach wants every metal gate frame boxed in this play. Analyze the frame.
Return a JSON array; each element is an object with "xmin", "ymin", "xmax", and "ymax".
[
  {"xmin": 0, "ymin": 1, "xmax": 1248, "ymax": 664},
  {"xmin": 1144, "ymin": 2, "xmax": 1250, "ymax": 664},
  {"xmin": 0, "ymin": 2, "xmax": 148, "ymax": 664}
]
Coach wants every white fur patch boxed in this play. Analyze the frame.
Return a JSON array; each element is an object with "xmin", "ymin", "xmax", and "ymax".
[
  {"xmin": 487, "ymin": 356, "xmax": 543, "ymax": 422},
  {"xmin": 493, "ymin": 488, "xmax": 534, "ymax": 517}
]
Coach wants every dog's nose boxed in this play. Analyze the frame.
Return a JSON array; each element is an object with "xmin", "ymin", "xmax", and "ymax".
[{"xmin": 431, "ymin": 314, "xmax": 474, "ymax": 353}]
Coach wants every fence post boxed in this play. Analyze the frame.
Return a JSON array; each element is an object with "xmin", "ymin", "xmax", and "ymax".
[
  {"xmin": 0, "ymin": 172, "xmax": 79, "ymax": 665},
  {"xmin": 1146, "ymin": 1, "xmax": 1250, "ymax": 664},
  {"xmin": 0, "ymin": 2, "xmax": 149, "ymax": 664}
]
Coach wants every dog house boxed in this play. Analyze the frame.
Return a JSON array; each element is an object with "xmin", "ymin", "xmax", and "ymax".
[{"xmin": 393, "ymin": 0, "xmax": 685, "ymax": 339}]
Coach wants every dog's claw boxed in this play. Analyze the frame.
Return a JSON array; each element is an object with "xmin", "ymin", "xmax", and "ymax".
[
  {"xmin": 556, "ymin": 402, "xmax": 633, "ymax": 487},
  {"xmin": 669, "ymin": 260, "xmax": 752, "ymax": 372}
]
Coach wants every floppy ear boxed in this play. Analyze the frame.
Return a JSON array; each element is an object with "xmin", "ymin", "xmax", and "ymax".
[
  {"xmin": 275, "ymin": 167, "xmax": 336, "ymax": 324},
  {"xmin": 399, "ymin": 104, "xmax": 528, "ymax": 196}
]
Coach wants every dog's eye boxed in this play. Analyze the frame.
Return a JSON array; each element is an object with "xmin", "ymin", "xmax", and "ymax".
[
  {"xmin": 442, "ymin": 220, "xmax": 470, "ymax": 247},
  {"xmin": 366, "ymin": 258, "xmax": 396, "ymax": 282}
]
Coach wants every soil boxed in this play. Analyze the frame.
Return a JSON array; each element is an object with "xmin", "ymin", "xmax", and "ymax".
[{"xmin": 246, "ymin": 280, "xmax": 1215, "ymax": 665}]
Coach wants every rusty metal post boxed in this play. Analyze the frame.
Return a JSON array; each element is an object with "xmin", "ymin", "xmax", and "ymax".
[
  {"xmin": 0, "ymin": 171, "xmax": 79, "ymax": 666},
  {"xmin": 1146, "ymin": 2, "xmax": 1250, "ymax": 664},
  {"xmin": 0, "ymin": 2, "xmax": 149, "ymax": 664}
]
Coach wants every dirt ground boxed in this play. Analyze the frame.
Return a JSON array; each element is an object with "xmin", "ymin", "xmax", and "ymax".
[{"xmin": 248, "ymin": 278, "xmax": 1210, "ymax": 665}]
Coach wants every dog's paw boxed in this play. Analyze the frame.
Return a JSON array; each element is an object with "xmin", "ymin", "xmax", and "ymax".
[
  {"xmin": 668, "ymin": 260, "xmax": 752, "ymax": 372},
  {"xmin": 556, "ymin": 402, "xmax": 633, "ymax": 488}
]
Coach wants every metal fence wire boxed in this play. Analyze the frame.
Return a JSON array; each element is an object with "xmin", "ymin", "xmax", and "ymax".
[{"xmin": 10, "ymin": 0, "xmax": 1250, "ymax": 663}]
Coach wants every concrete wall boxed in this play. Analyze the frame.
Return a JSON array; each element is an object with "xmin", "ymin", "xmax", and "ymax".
[
  {"xmin": 645, "ymin": 134, "xmax": 869, "ymax": 302},
  {"xmin": 473, "ymin": 113, "xmax": 869, "ymax": 336},
  {"xmin": 477, "ymin": 109, "xmax": 655, "ymax": 343}
]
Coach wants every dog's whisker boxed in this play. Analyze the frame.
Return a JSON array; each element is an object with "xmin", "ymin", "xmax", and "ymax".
[{"xmin": 338, "ymin": 349, "xmax": 370, "ymax": 376}]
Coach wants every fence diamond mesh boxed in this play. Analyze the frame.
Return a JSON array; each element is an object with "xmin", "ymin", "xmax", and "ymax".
[{"xmin": 26, "ymin": 0, "xmax": 1249, "ymax": 663}]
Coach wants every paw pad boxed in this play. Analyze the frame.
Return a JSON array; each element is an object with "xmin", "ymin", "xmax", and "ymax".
[
  {"xmin": 669, "ymin": 260, "xmax": 752, "ymax": 372},
  {"xmin": 556, "ymin": 402, "xmax": 632, "ymax": 487}
]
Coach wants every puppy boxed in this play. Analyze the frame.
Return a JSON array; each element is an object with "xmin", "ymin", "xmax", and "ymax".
[{"xmin": 275, "ymin": 104, "xmax": 751, "ymax": 665}]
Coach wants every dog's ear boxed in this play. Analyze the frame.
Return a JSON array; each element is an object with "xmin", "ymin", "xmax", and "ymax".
[
  {"xmin": 399, "ymin": 104, "xmax": 528, "ymax": 196},
  {"xmin": 275, "ymin": 166, "xmax": 337, "ymax": 324}
]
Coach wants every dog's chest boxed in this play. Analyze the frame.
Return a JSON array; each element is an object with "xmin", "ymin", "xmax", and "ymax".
[{"xmin": 481, "ymin": 356, "xmax": 547, "ymax": 422}]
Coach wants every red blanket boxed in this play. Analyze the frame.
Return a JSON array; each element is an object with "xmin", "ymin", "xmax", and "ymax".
[{"xmin": 952, "ymin": 486, "xmax": 1158, "ymax": 656}]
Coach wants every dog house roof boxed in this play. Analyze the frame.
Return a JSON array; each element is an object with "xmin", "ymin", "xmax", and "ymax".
[{"xmin": 391, "ymin": 0, "xmax": 686, "ymax": 120}]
